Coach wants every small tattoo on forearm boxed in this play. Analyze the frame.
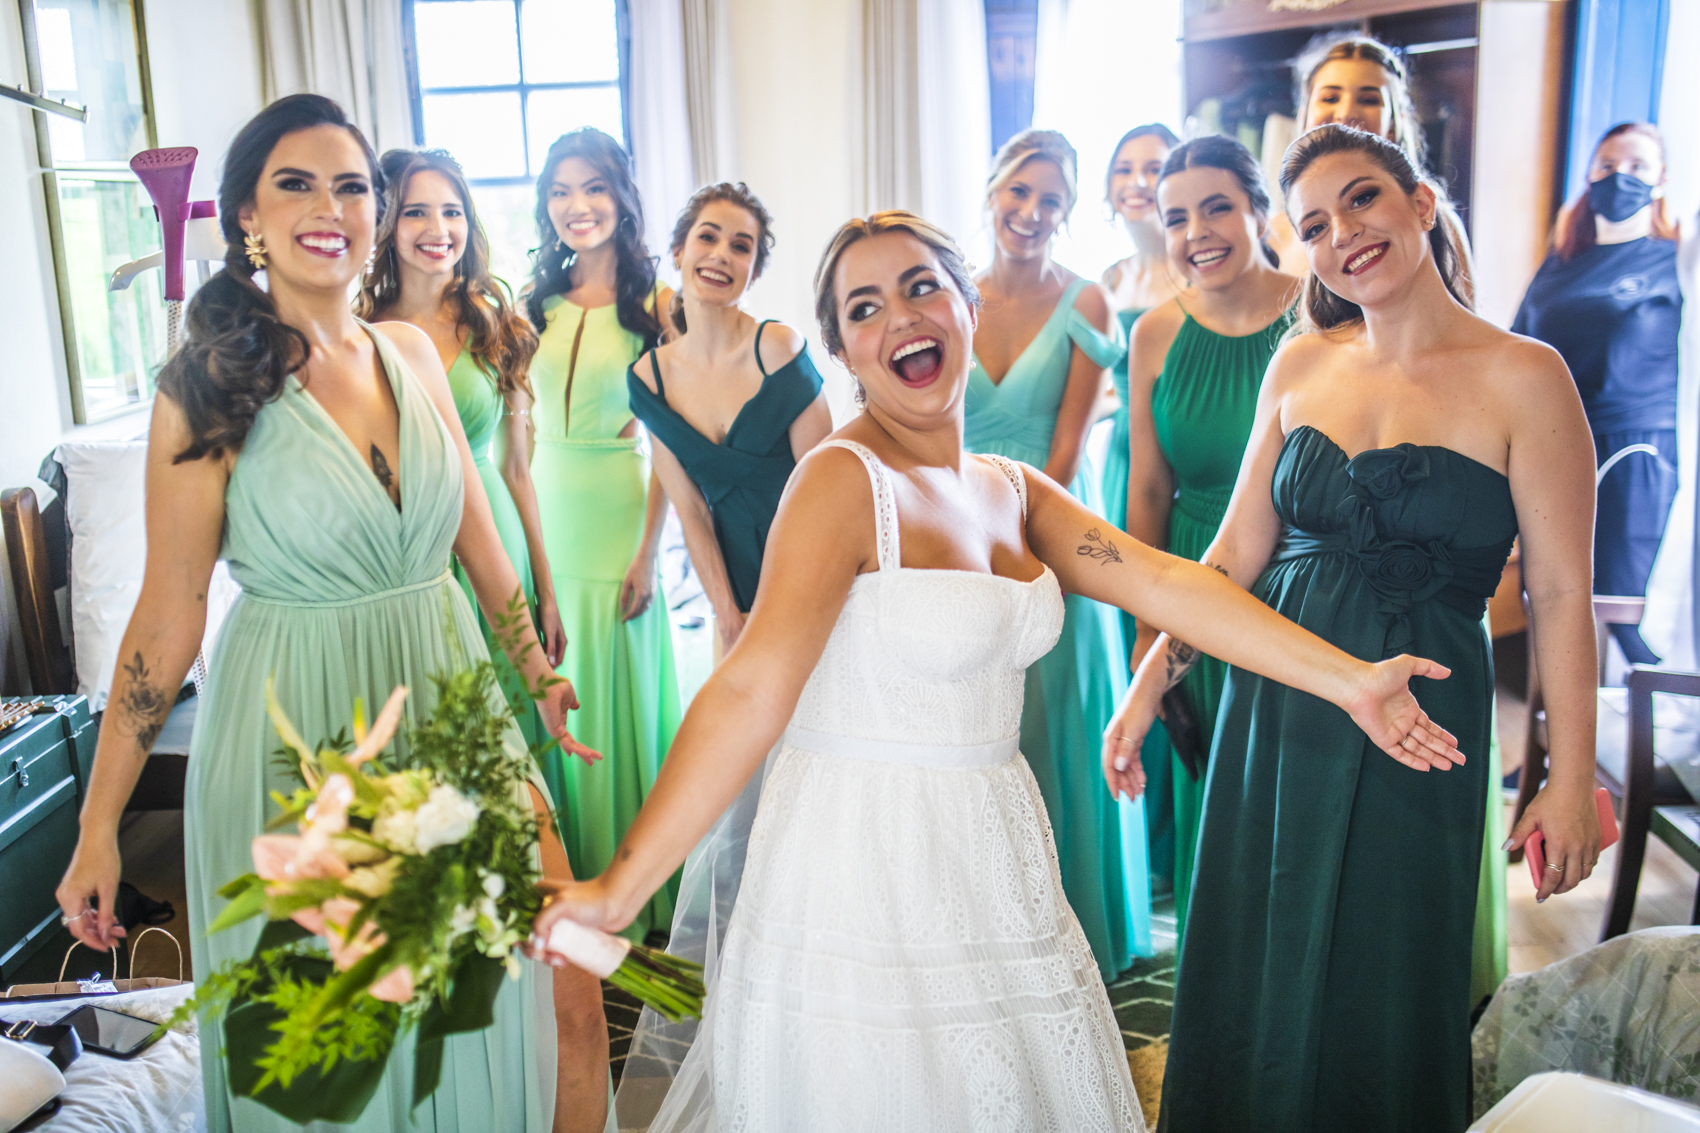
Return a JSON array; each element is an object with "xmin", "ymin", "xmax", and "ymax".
[
  {"xmin": 119, "ymin": 651, "xmax": 169, "ymax": 753},
  {"xmin": 370, "ymin": 444, "xmax": 394, "ymax": 490},
  {"xmin": 1077, "ymin": 527, "xmax": 1123, "ymax": 565},
  {"xmin": 1165, "ymin": 641, "xmax": 1201, "ymax": 690},
  {"xmin": 1205, "ymin": 561, "xmax": 1229, "ymax": 579}
]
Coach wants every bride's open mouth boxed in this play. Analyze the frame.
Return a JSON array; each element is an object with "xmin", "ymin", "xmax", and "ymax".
[{"xmin": 889, "ymin": 336, "xmax": 943, "ymax": 387}]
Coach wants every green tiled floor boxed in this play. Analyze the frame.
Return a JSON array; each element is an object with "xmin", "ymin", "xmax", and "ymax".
[{"xmin": 604, "ymin": 895, "xmax": 1180, "ymax": 1083}]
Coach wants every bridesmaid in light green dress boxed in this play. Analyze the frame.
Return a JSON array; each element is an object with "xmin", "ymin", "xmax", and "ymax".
[
  {"xmin": 359, "ymin": 148, "xmax": 563, "ymax": 749},
  {"xmin": 53, "ymin": 97, "xmax": 603, "ymax": 1132},
  {"xmin": 965, "ymin": 129, "xmax": 1152, "ymax": 981},
  {"xmin": 524, "ymin": 129, "xmax": 681, "ymax": 943},
  {"xmin": 1100, "ymin": 123, "xmax": 1182, "ymax": 892}
]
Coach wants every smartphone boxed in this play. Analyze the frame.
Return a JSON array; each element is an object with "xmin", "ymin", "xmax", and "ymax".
[
  {"xmin": 1525, "ymin": 786, "xmax": 1620, "ymax": 891},
  {"xmin": 56, "ymin": 1003, "xmax": 163, "ymax": 1060}
]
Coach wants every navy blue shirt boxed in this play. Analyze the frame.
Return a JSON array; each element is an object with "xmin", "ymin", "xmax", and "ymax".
[{"xmin": 1512, "ymin": 236, "xmax": 1680, "ymax": 433}]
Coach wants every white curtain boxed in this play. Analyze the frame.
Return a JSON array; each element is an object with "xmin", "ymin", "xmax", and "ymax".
[
  {"xmin": 682, "ymin": 0, "xmax": 740, "ymax": 186},
  {"xmin": 257, "ymin": 0, "xmax": 414, "ymax": 155},
  {"xmin": 1029, "ymin": 0, "xmax": 1183, "ymax": 279},
  {"xmin": 629, "ymin": 0, "xmax": 699, "ymax": 285}
]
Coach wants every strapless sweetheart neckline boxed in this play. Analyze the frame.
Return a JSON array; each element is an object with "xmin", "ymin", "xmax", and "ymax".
[{"xmin": 1289, "ymin": 422, "xmax": 1509, "ymax": 482}]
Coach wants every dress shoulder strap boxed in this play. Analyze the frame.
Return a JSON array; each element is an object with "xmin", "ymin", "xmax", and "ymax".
[
  {"xmin": 646, "ymin": 347, "xmax": 667, "ymax": 400},
  {"xmin": 754, "ymin": 319, "xmax": 774, "ymax": 377},
  {"xmin": 818, "ymin": 439, "xmax": 900, "ymax": 572},
  {"xmin": 981, "ymin": 453, "xmax": 1028, "ymax": 520}
]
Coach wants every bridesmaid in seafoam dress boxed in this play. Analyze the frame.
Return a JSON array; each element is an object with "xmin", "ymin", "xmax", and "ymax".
[
  {"xmin": 964, "ymin": 129, "xmax": 1152, "ymax": 982},
  {"xmin": 525, "ymin": 128, "xmax": 681, "ymax": 942},
  {"xmin": 53, "ymin": 95, "xmax": 609, "ymax": 1133},
  {"xmin": 359, "ymin": 147, "xmax": 560, "ymax": 748},
  {"xmin": 1121, "ymin": 135, "xmax": 1299, "ymax": 942},
  {"xmin": 1098, "ymin": 123, "xmax": 1183, "ymax": 893}
]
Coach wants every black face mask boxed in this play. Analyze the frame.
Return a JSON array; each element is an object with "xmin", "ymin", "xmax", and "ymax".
[{"xmin": 1587, "ymin": 171, "xmax": 1656, "ymax": 223}]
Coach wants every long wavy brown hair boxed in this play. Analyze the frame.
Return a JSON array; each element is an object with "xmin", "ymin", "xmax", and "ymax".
[{"xmin": 357, "ymin": 148, "xmax": 537, "ymax": 398}]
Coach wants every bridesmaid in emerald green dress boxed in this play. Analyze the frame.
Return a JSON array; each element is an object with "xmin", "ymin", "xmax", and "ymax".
[
  {"xmin": 1122, "ymin": 136, "xmax": 1300, "ymax": 939},
  {"xmin": 1109, "ymin": 126, "xmax": 1603, "ymax": 1132},
  {"xmin": 1100, "ymin": 123, "xmax": 1182, "ymax": 891},
  {"xmin": 525, "ymin": 129, "xmax": 681, "ymax": 942},
  {"xmin": 359, "ymin": 148, "xmax": 561, "ymax": 748},
  {"xmin": 965, "ymin": 129, "xmax": 1151, "ymax": 981},
  {"xmin": 53, "ymin": 96, "xmax": 607, "ymax": 1132},
  {"xmin": 629, "ymin": 182, "xmax": 831, "ymax": 656}
]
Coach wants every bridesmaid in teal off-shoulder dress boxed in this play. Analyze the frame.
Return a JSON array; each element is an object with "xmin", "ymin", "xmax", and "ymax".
[
  {"xmin": 966, "ymin": 129, "xmax": 1152, "ymax": 981},
  {"xmin": 1111, "ymin": 126, "xmax": 1603, "ymax": 1133},
  {"xmin": 54, "ymin": 97, "xmax": 607, "ymax": 1132},
  {"xmin": 360, "ymin": 148, "xmax": 563, "ymax": 748},
  {"xmin": 1121, "ymin": 136, "xmax": 1299, "ymax": 940},
  {"xmin": 1100, "ymin": 123, "xmax": 1182, "ymax": 890}
]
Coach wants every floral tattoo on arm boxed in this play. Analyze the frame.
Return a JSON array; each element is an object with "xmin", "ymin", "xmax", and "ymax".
[
  {"xmin": 1162, "ymin": 563, "xmax": 1232, "ymax": 690},
  {"xmin": 1077, "ymin": 527, "xmax": 1123, "ymax": 565},
  {"xmin": 118, "ymin": 651, "xmax": 170, "ymax": 754}
]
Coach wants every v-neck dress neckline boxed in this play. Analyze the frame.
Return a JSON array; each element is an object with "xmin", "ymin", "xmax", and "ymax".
[{"xmin": 286, "ymin": 321, "xmax": 409, "ymax": 519}]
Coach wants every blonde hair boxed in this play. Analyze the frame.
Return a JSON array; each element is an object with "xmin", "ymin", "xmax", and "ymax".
[
  {"xmin": 985, "ymin": 128, "xmax": 1079, "ymax": 214},
  {"xmin": 813, "ymin": 210, "xmax": 980, "ymax": 363}
]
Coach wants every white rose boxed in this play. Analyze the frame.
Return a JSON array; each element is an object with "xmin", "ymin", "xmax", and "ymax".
[
  {"xmin": 412, "ymin": 785, "xmax": 481, "ymax": 853},
  {"xmin": 481, "ymin": 873, "xmax": 505, "ymax": 900},
  {"xmin": 449, "ymin": 904, "xmax": 477, "ymax": 937},
  {"xmin": 372, "ymin": 808, "xmax": 418, "ymax": 854}
]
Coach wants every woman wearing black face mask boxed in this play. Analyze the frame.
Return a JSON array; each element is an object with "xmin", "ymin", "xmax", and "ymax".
[{"xmin": 1513, "ymin": 121, "xmax": 1681, "ymax": 664}]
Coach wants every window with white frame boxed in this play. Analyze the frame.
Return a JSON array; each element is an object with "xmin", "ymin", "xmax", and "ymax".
[
  {"xmin": 403, "ymin": 0, "xmax": 630, "ymax": 286},
  {"xmin": 23, "ymin": 0, "xmax": 166, "ymax": 423}
]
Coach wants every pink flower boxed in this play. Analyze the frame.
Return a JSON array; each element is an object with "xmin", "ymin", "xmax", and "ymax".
[
  {"xmin": 367, "ymin": 964, "xmax": 415, "ymax": 1003},
  {"xmin": 305, "ymin": 774, "xmax": 354, "ymax": 836},
  {"xmin": 349, "ymin": 687, "xmax": 409, "ymax": 767},
  {"xmin": 251, "ymin": 834, "xmax": 350, "ymax": 884},
  {"xmin": 328, "ymin": 918, "xmax": 386, "ymax": 972},
  {"xmin": 289, "ymin": 895, "xmax": 360, "ymax": 938}
]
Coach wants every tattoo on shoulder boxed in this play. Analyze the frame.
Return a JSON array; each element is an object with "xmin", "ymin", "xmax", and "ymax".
[
  {"xmin": 370, "ymin": 444, "xmax": 395, "ymax": 490},
  {"xmin": 1077, "ymin": 527, "xmax": 1123, "ymax": 565},
  {"xmin": 119, "ymin": 651, "xmax": 169, "ymax": 753}
]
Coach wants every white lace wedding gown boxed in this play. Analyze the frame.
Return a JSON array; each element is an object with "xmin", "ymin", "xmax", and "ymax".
[{"xmin": 638, "ymin": 440, "xmax": 1144, "ymax": 1132}]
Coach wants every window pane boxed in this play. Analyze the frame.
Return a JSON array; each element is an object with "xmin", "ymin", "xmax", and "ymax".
[
  {"xmin": 423, "ymin": 91, "xmax": 527, "ymax": 180},
  {"xmin": 466, "ymin": 182, "xmax": 542, "ymax": 298},
  {"xmin": 526, "ymin": 86, "xmax": 624, "ymax": 174},
  {"xmin": 56, "ymin": 176, "xmax": 167, "ymax": 420},
  {"xmin": 521, "ymin": 0, "xmax": 619, "ymax": 84},
  {"xmin": 414, "ymin": 0, "xmax": 519, "ymax": 89},
  {"xmin": 33, "ymin": 0, "xmax": 150, "ymax": 164}
]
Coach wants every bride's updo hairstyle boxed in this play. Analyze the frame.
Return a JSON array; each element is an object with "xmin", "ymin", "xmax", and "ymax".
[
  {"xmin": 158, "ymin": 94, "xmax": 382, "ymax": 463},
  {"xmin": 812, "ymin": 212, "xmax": 980, "ymax": 402},
  {"xmin": 1279, "ymin": 124, "xmax": 1471, "ymax": 333}
]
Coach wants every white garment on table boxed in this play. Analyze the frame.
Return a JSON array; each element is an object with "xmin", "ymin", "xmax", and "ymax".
[{"xmin": 634, "ymin": 439, "xmax": 1143, "ymax": 1133}]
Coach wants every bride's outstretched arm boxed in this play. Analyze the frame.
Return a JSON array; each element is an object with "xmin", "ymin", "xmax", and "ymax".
[
  {"xmin": 532, "ymin": 445, "xmax": 876, "ymax": 937},
  {"xmin": 1021, "ymin": 452, "xmax": 1465, "ymax": 780}
]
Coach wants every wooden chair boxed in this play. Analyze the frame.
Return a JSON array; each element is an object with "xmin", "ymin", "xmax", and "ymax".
[
  {"xmin": 1, "ymin": 480, "xmax": 189, "ymax": 811},
  {"xmin": 1602, "ymin": 667, "xmax": 1700, "ymax": 939},
  {"xmin": 1510, "ymin": 593, "xmax": 1647, "ymax": 861}
]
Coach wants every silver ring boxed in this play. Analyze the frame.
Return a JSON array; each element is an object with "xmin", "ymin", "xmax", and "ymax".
[{"xmin": 1546, "ymin": 863, "xmax": 1565, "ymax": 873}]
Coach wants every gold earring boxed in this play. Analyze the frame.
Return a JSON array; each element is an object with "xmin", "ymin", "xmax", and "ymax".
[{"xmin": 243, "ymin": 231, "xmax": 268, "ymax": 270}]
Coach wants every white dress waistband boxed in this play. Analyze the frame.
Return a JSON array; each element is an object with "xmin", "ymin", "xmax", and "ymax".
[{"xmin": 781, "ymin": 725, "xmax": 1019, "ymax": 769}]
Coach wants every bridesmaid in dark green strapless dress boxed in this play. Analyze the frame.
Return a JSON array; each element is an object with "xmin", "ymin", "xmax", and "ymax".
[{"xmin": 1161, "ymin": 427, "xmax": 1514, "ymax": 1130}]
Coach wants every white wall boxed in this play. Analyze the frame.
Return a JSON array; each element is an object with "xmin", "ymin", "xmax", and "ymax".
[{"xmin": 0, "ymin": 0, "xmax": 265, "ymax": 692}]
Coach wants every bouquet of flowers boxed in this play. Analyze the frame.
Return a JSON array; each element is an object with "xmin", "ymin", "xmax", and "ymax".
[{"xmin": 162, "ymin": 663, "xmax": 703, "ymax": 1124}]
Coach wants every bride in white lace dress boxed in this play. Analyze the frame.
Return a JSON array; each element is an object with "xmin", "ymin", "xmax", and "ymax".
[{"xmin": 531, "ymin": 212, "xmax": 1464, "ymax": 1132}]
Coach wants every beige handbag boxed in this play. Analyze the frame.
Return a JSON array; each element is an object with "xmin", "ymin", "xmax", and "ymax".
[{"xmin": 3, "ymin": 926, "xmax": 185, "ymax": 1000}]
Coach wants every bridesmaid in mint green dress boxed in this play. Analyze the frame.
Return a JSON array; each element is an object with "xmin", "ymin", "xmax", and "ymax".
[
  {"xmin": 52, "ymin": 96, "xmax": 593, "ymax": 1131},
  {"xmin": 1100, "ymin": 123, "xmax": 1182, "ymax": 889},
  {"xmin": 525, "ymin": 130, "xmax": 680, "ymax": 943},
  {"xmin": 967, "ymin": 129, "xmax": 1151, "ymax": 981},
  {"xmin": 360, "ymin": 149, "xmax": 563, "ymax": 748}
]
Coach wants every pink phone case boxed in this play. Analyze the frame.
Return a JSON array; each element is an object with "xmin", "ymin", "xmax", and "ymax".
[{"xmin": 1526, "ymin": 787, "xmax": 1619, "ymax": 890}]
